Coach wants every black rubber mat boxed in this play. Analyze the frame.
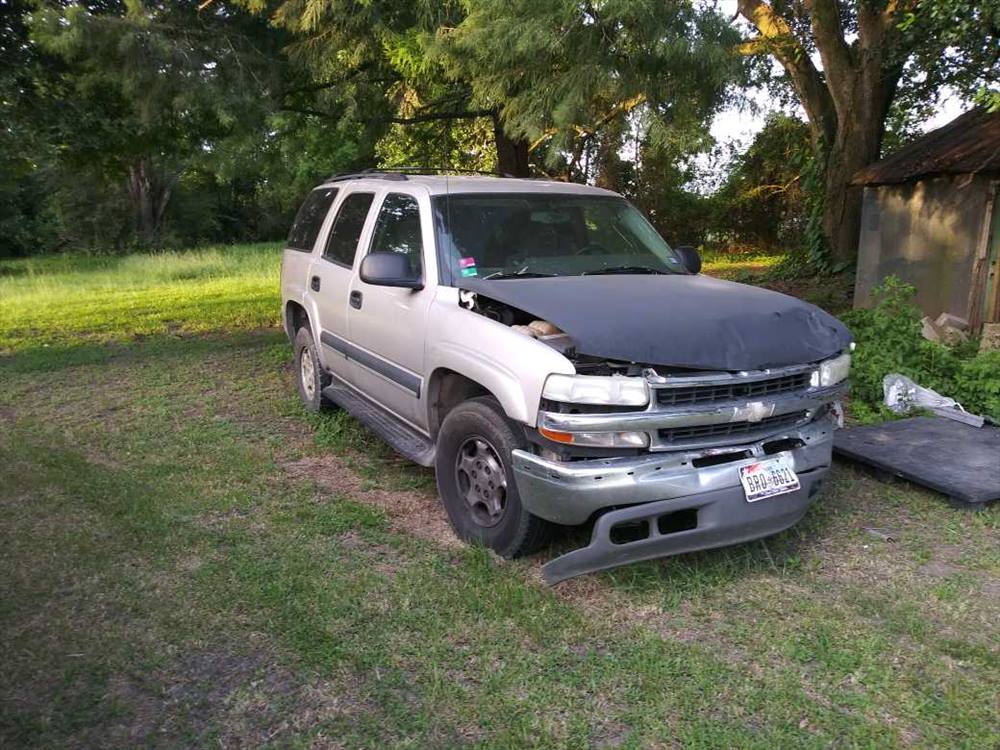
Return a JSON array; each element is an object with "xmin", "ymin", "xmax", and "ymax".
[{"xmin": 833, "ymin": 416, "xmax": 1000, "ymax": 505}]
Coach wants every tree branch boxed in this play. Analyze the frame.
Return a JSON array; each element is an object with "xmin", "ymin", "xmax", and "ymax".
[
  {"xmin": 388, "ymin": 108, "xmax": 495, "ymax": 125},
  {"xmin": 737, "ymin": 0, "xmax": 837, "ymax": 143},
  {"xmin": 803, "ymin": 0, "xmax": 856, "ymax": 117}
]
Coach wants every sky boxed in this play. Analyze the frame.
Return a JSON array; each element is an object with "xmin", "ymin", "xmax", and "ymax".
[{"xmin": 709, "ymin": 87, "xmax": 968, "ymax": 150}]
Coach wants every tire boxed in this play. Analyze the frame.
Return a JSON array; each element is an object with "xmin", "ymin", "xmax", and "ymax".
[
  {"xmin": 294, "ymin": 326, "xmax": 331, "ymax": 412},
  {"xmin": 435, "ymin": 397, "xmax": 552, "ymax": 557}
]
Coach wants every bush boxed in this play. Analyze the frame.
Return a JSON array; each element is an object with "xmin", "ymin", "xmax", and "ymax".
[{"xmin": 840, "ymin": 277, "xmax": 1000, "ymax": 423}]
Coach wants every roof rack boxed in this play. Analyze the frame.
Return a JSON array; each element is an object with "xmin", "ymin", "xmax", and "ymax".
[
  {"xmin": 325, "ymin": 169, "xmax": 410, "ymax": 183},
  {"xmin": 324, "ymin": 166, "xmax": 507, "ymax": 182}
]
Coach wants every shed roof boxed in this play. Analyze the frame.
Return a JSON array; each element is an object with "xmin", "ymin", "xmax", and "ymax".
[{"xmin": 851, "ymin": 108, "xmax": 1000, "ymax": 186}]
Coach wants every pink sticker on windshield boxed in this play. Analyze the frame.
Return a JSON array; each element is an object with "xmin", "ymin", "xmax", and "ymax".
[{"xmin": 459, "ymin": 257, "xmax": 477, "ymax": 268}]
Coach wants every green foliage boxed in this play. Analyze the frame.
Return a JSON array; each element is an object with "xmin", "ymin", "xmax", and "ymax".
[
  {"xmin": 2, "ymin": 1, "xmax": 368, "ymax": 257},
  {"xmin": 841, "ymin": 277, "xmax": 1000, "ymax": 423},
  {"xmin": 444, "ymin": 0, "xmax": 745, "ymax": 173},
  {"xmin": 895, "ymin": 0, "xmax": 1000, "ymax": 118},
  {"xmin": 711, "ymin": 114, "xmax": 812, "ymax": 252}
]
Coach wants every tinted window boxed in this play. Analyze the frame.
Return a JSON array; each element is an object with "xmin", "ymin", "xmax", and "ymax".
[
  {"xmin": 323, "ymin": 192, "xmax": 375, "ymax": 267},
  {"xmin": 369, "ymin": 194, "xmax": 423, "ymax": 276},
  {"xmin": 287, "ymin": 187, "xmax": 338, "ymax": 251}
]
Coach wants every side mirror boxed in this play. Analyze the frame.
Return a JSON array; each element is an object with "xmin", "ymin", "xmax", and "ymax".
[
  {"xmin": 674, "ymin": 245, "xmax": 701, "ymax": 274},
  {"xmin": 359, "ymin": 251, "xmax": 423, "ymax": 289}
]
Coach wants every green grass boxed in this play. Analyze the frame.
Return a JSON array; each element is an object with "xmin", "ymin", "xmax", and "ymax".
[
  {"xmin": 698, "ymin": 249, "xmax": 782, "ymax": 278},
  {"xmin": 1, "ymin": 246, "xmax": 997, "ymax": 747},
  {"xmin": 0, "ymin": 243, "xmax": 281, "ymax": 352}
]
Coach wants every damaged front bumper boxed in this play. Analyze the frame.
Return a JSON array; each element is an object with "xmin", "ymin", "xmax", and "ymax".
[{"xmin": 512, "ymin": 416, "xmax": 836, "ymax": 584}]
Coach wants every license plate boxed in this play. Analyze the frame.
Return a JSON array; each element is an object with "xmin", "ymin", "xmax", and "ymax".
[{"xmin": 739, "ymin": 456, "xmax": 800, "ymax": 502}]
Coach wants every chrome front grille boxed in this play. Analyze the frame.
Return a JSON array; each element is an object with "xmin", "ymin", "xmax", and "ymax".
[
  {"xmin": 654, "ymin": 372, "xmax": 811, "ymax": 407},
  {"xmin": 657, "ymin": 411, "xmax": 809, "ymax": 446}
]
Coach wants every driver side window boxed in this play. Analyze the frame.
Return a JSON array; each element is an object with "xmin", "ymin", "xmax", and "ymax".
[{"xmin": 369, "ymin": 193, "xmax": 423, "ymax": 277}]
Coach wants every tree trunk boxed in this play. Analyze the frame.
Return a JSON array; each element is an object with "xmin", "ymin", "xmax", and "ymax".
[
  {"xmin": 493, "ymin": 114, "xmax": 530, "ymax": 177},
  {"xmin": 594, "ymin": 118, "xmax": 625, "ymax": 193},
  {"xmin": 822, "ymin": 115, "xmax": 884, "ymax": 265},
  {"xmin": 126, "ymin": 158, "xmax": 172, "ymax": 245},
  {"xmin": 736, "ymin": 0, "xmax": 907, "ymax": 266}
]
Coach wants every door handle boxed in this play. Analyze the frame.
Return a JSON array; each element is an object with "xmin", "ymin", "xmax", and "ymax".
[
  {"xmin": 350, "ymin": 290, "xmax": 363, "ymax": 309},
  {"xmin": 310, "ymin": 275, "xmax": 321, "ymax": 292}
]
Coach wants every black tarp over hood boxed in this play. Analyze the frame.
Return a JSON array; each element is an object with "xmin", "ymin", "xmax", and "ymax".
[{"xmin": 460, "ymin": 274, "xmax": 853, "ymax": 371}]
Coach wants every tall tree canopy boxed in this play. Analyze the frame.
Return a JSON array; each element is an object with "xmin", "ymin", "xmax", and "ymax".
[
  {"xmin": 2, "ymin": 0, "xmax": 367, "ymax": 253},
  {"xmin": 440, "ymin": 0, "xmax": 745, "ymax": 185},
  {"xmin": 244, "ymin": 0, "xmax": 747, "ymax": 180},
  {"xmin": 736, "ymin": 0, "xmax": 1000, "ymax": 266}
]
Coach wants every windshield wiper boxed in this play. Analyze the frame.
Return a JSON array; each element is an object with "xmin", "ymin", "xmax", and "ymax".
[
  {"xmin": 581, "ymin": 265, "xmax": 668, "ymax": 276},
  {"xmin": 483, "ymin": 269, "xmax": 556, "ymax": 280}
]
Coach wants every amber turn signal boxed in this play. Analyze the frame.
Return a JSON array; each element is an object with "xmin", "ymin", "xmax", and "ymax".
[{"xmin": 539, "ymin": 426, "xmax": 575, "ymax": 444}]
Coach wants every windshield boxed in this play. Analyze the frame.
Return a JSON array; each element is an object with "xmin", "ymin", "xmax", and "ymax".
[{"xmin": 431, "ymin": 193, "xmax": 686, "ymax": 285}]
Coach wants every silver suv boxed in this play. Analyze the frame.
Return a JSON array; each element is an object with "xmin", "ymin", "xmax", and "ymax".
[{"xmin": 280, "ymin": 172, "xmax": 852, "ymax": 583}]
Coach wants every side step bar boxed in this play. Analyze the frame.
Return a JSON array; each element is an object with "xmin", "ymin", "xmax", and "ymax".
[{"xmin": 321, "ymin": 384, "xmax": 436, "ymax": 467}]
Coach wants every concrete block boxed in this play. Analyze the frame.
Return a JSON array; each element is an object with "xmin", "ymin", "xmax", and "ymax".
[
  {"xmin": 981, "ymin": 323, "xmax": 1000, "ymax": 352},
  {"xmin": 921, "ymin": 316, "xmax": 941, "ymax": 342},
  {"xmin": 935, "ymin": 312, "xmax": 969, "ymax": 331}
]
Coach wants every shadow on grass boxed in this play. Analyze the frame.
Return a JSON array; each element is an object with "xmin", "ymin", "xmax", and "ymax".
[{"xmin": 0, "ymin": 328, "xmax": 287, "ymax": 374}]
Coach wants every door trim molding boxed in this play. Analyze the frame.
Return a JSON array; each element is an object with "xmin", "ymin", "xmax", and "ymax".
[{"xmin": 320, "ymin": 331, "xmax": 422, "ymax": 397}]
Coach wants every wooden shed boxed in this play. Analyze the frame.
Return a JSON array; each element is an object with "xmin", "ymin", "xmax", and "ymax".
[{"xmin": 852, "ymin": 108, "xmax": 1000, "ymax": 332}]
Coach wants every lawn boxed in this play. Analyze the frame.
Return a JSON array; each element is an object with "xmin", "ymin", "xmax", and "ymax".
[{"xmin": 1, "ymin": 246, "xmax": 997, "ymax": 748}]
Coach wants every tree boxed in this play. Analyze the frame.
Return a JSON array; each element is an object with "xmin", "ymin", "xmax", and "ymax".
[
  {"xmin": 243, "ymin": 0, "xmax": 533, "ymax": 174},
  {"xmin": 713, "ymin": 113, "xmax": 812, "ymax": 250},
  {"xmin": 27, "ymin": 0, "xmax": 295, "ymax": 244},
  {"xmin": 442, "ymin": 0, "xmax": 744, "ymax": 183},
  {"xmin": 736, "ymin": 0, "xmax": 1000, "ymax": 266}
]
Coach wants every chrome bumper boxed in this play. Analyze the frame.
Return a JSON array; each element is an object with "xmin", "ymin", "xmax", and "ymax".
[
  {"xmin": 513, "ymin": 415, "xmax": 836, "ymax": 526},
  {"xmin": 538, "ymin": 466, "xmax": 829, "ymax": 584}
]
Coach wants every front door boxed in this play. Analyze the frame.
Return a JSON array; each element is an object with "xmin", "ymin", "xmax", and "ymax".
[
  {"xmin": 309, "ymin": 190, "xmax": 376, "ymax": 381},
  {"xmin": 346, "ymin": 191, "xmax": 434, "ymax": 430}
]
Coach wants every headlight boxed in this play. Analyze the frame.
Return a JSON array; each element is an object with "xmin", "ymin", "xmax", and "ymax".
[
  {"xmin": 810, "ymin": 352, "xmax": 851, "ymax": 388},
  {"xmin": 542, "ymin": 374, "xmax": 649, "ymax": 407}
]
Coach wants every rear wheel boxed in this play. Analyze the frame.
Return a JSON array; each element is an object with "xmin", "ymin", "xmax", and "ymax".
[
  {"xmin": 436, "ymin": 397, "xmax": 552, "ymax": 557},
  {"xmin": 294, "ymin": 326, "xmax": 331, "ymax": 412}
]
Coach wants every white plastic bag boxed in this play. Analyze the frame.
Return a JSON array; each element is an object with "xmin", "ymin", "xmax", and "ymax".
[{"xmin": 882, "ymin": 373, "xmax": 984, "ymax": 427}]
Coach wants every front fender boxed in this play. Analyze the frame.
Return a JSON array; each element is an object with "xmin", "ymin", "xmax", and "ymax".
[{"xmin": 425, "ymin": 290, "xmax": 575, "ymax": 426}]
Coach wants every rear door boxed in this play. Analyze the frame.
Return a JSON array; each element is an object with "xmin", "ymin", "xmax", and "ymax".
[
  {"xmin": 281, "ymin": 186, "xmax": 339, "ymax": 331},
  {"xmin": 346, "ymin": 189, "xmax": 435, "ymax": 429},
  {"xmin": 308, "ymin": 190, "xmax": 376, "ymax": 381}
]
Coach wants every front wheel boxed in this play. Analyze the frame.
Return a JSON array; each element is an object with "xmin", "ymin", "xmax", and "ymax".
[{"xmin": 436, "ymin": 397, "xmax": 552, "ymax": 557}]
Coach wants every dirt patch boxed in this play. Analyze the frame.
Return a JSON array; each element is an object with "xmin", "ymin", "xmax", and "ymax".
[
  {"xmin": 917, "ymin": 560, "xmax": 962, "ymax": 579},
  {"xmin": 283, "ymin": 455, "xmax": 462, "ymax": 550},
  {"xmin": 104, "ymin": 646, "xmax": 370, "ymax": 748}
]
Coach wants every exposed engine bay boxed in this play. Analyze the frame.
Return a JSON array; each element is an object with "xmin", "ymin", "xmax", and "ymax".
[{"xmin": 459, "ymin": 289, "xmax": 695, "ymax": 376}]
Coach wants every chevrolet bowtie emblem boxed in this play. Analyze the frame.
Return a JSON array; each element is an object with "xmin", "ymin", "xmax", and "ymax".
[{"xmin": 737, "ymin": 401, "xmax": 776, "ymax": 423}]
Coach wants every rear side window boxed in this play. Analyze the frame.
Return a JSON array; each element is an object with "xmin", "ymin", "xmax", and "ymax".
[
  {"xmin": 287, "ymin": 187, "xmax": 338, "ymax": 251},
  {"xmin": 324, "ymin": 192, "xmax": 375, "ymax": 267},
  {"xmin": 369, "ymin": 193, "xmax": 423, "ymax": 276}
]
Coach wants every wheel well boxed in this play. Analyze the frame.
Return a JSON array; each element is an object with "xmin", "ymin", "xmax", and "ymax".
[
  {"xmin": 427, "ymin": 369, "xmax": 493, "ymax": 438},
  {"xmin": 284, "ymin": 301, "xmax": 309, "ymax": 341}
]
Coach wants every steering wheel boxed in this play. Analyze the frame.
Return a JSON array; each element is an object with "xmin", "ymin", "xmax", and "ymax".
[{"xmin": 575, "ymin": 243, "xmax": 609, "ymax": 256}]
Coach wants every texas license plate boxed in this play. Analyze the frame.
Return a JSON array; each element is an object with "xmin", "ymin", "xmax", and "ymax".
[{"xmin": 739, "ymin": 456, "xmax": 800, "ymax": 502}]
